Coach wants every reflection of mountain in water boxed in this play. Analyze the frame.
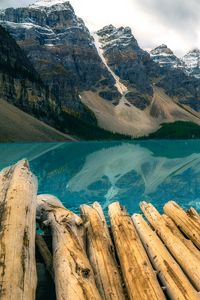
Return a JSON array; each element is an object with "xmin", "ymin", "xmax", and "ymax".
[
  {"xmin": 0, "ymin": 141, "xmax": 200, "ymax": 213},
  {"xmin": 67, "ymin": 143, "xmax": 200, "ymax": 208}
]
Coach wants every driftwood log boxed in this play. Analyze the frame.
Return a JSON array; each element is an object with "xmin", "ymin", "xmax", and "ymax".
[
  {"xmin": 35, "ymin": 234, "xmax": 54, "ymax": 279},
  {"xmin": 108, "ymin": 202, "xmax": 165, "ymax": 300},
  {"xmin": 162, "ymin": 214, "xmax": 200, "ymax": 261},
  {"xmin": 80, "ymin": 202, "xmax": 125, "ymax": 300},
  {"xmin": 37, "ymin": 195, "xmax": 101, "ymax": 300},
  {"xmin": 0, "ymin": 160, "xmax": 37, "ymax": 300},
  {"xmin": 164, "ymin": 201, "xmax": 200, "ymax": 249},
  {"xmin": 132, "ymin": 214, "xmax": 199, "ymax": 300},
  {"xmin": 187, "ymin": 207, "xmax": 200, "ymax": 224},
  {"xmin": 140, "ymin": 202, "xmax": 200, "ymax": 290}
]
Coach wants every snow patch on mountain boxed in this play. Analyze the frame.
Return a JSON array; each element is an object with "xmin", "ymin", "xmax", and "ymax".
[
  {"xmin": 150, "ymin": 44, "xmax": 183, "ymax": 69},
  {"xmin": 150, "ymin": 44, "xmax": 200, "ymax": 79},
  {"xmin": 30, "ymin": 0, "xmax": 71, "ymax": 9},
  {"xmin": 182, "ymin": 49, "xmax": 200, "ymax": 79},
  {"xmin": 93, "ymin": 33, "xmax": 128, "ymax": 95}
]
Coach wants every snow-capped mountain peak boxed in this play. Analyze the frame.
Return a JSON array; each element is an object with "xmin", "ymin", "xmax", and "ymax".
[
  {"xmin": 150, "ymin": 44, "xmax": 174, "ymax": 56},
  {"xmin": 181, "ymin": 48, "xmax": 200, "ymax": 79},
  {"xmin": 150, "ymin": 44, "xmax": 183, "ymax": 69},
  {"xmin": 29, "ymin": 0, "xmax": 72, "ymax": 10}
]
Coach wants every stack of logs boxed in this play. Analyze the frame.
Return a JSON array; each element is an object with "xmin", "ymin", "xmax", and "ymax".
[{"xmin": 0, "ymin": 160, "xmax": 200, "ymax": 300}]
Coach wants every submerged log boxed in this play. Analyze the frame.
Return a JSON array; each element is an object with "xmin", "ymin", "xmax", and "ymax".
[
  {"xmin": 132, "ymin": 214, "xmax": 199, "ymax": 300},
  {"xmin": 0, "ymin": 160, "xmax": 37, "ymax": 300},
  {"xmin": 140, "ymin": 202, "xmax": 200, "ymax": 290},
  {"xmin": 162, "ymin": 214, "xmax": 200, "ymax": 261},
  {"xmin": 108, "ymin": 202, "xmax": 165, "ymax": 300},
  {"xmin": 36, "ymin": 234, "xmax": 54, "ymax": 279},
  {"xmin": 37, "ymin": 195, "xmax": 101, "ymax": 300},
  {"xmin": 164, "ymin": 201, "xmax": 200, "ymax": 249},
  {"xmin": 80, "ymin": 202, "xmax": 125, "ymax": 300}
]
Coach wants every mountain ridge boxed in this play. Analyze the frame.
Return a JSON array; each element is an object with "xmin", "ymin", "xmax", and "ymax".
[{"xmin": 0, "ymin": 0, "xmax": 200, "ymax": 139}]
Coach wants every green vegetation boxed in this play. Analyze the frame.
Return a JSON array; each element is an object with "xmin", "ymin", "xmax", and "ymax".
[
  {"xmin": 145, "ymin": 121, "xmax": 200, "ymax": 139},
  {"xmin": 60, "ymin": 111, "xmax": 131, "ymax": 140}
]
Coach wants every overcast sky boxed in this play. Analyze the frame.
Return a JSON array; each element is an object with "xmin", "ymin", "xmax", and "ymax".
[{"xmin": 0, "ymin": 0, "xmax": 199, "ymax": 56}]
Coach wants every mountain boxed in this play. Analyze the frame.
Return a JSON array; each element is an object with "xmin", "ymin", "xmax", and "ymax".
[
  {"xmin": 0, "ymin": 1, "xmax": 120, "ymax": 119},
  {"xmin": 150, "ymin": 44, "xmax": 200, "ymax": 80},
  {"xmin": 150, "ymin": 44, "xmax": 183, "ymax": 70},
  {"xmin": 182, "ymin": 49, "xmax": 200, "ymax": 79},
  {"xmin": 0, "ymin": 0, "xmax": 200, "ymax": 139}
]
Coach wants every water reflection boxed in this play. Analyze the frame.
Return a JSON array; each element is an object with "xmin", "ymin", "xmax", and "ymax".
[
  {"xmin": 0, "ymin": 140, "xmax": 200, "ymax": 214},
  {"xmin": 67, "ymin": 143, "xmax": 200, "ymax": 209}
]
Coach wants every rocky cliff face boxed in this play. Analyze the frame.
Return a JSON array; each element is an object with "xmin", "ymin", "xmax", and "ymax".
[
  {"xmin": 150, "ymin": 44, "xmax": 200, "ymax": 80},
  {"xmin": 182, "ymin": 49, "xmax": 200, "ymax": 79},
  {"xmin": 0, "ymin": 24, "xmax": 58, "ymax": 123},
  {"xmin": 150, "ymin": 44, "xmax": 183, "ymax": 70},
  {"xmin": 96, "ymin": 25, "xmax": 153, "ymax": 108},
  {"xmin": 0, "ymin": 0, "xmax": 200, "ymax": 138},
  {"xmin": 0, "ymin": 0, "xmax": 120, "ymax": 121}
]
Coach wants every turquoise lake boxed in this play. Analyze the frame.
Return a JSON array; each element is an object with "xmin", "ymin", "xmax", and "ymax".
[{"xmin": 0, "ymin": 140, "xmax": 200, "ymax": 216}]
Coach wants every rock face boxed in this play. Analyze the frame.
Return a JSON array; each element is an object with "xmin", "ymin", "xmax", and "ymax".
[
  {"xmin": 0, "ymin": 0, "xmax": 120, "ymax": 121},
  {"xmin": 151, "ymin": 45, "xmax": 200, "ymax": 80},
  {"xmin": 0, "ymin": 0, "xmax": 200, "ymax": 138},
  {"xmin": 182, "ymin": 49, "xmax": 200, "ymax": 79},
  {"xmin": 96, "ymin": 25, "xmax": 153, "ymax": 100},
  {"xmin": 150, "ymin": 44, "xmax": 183, "ymax": 70},
  {"xmin": 0, "ymin": 24, "xmax": 58, "ymax": 123}
]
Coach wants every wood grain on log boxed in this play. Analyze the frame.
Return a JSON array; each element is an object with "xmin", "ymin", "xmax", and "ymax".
[
  {"xmin": 108, "ymin": 202, "xmax": 165, "ymax": 300},
  {"xmin": 37, "ymin": 195, "xmax": 101, "ymax": 300},
  {"xmin": 140, "ymin": 202, "xmax": 200, "ymax": 290},
  {"xmin": 0, "ymin": 160, "xmax": 37, "ymax": 300},
  {"xmin": 164, "ymin": 201, "xmax": 200, "ymax": 249},
  {"xmin": 80, "ymin": 202, "xmax": 125, "ymax": 300},
  {"xmin": 132, "ymin": 214, "xmax": 199, "ymax": 300},
  {"xmin": 162, "ymin": 214, "xmax": 200, "ymax": 261}
]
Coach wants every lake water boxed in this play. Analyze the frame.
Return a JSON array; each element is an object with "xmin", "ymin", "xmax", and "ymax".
[{"xmin": 0, "ymin": 140, "xmax": 200, "ymax": 216}]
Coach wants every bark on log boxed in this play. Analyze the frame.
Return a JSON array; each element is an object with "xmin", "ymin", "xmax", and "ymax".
[
  {"xmin": 108, "ymin": 202, "xmax": 165, "ymax": 300},
  {"xmin": 37, "ymin": 195, "xmax": 101, "ymax": 300},
  {"xmin": 162, "ymin": 214, "xmax": 200, "ymax": 261},
  {"xmin": 80, "ymin": 202, "xmax": 125, "ymax": 300},
  {"xmin": 132, "ymin": 214, "xmax": 199, "ymax": 300},
  {"xmin": 164, "ymin": 201, "xmax": 200, "ymax": 249},
  {"xmin": 140, "ymin": 202, "xmax": 200, "ymax": 290},
  {"xmin": 35, "ymin": 234, "xmax": 53, "ymax": 279},
  {"xmin": 0, "ymin": 160, "xmax": 37, "ymax": 300}
]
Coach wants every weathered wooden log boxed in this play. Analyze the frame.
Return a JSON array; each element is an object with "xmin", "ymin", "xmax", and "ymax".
[
  {"xmin": 80, "ymin": 202, "xmax": 125, "ymax": 300},
  {"xmin": 164, "ymin": 201, "xmax": 200, "ymax": 249},
  {"xmin": 140, "ymin": 202, "xmax": 200, "ymax": 290},
  {"xmin": 37, "ymin": 195, "xmax": 101, "ymax": 300},
  {"xmin": 162, "ymin": 214, "xmax": 200, "ymax": 261},
  {"xmin": 0, "ymin": 160, "xmax": 37, "ymax": 300},
  {"xmin": 36, "ymin": 234, "xmax": 54, "ymax": 279},
  {"xmin": 108, "ymin": 202, "xmax": 165, "ymax": 300},
  {"xmin": 132, "ymin": 214, "xmax": 199, "ymax": 300},
  {"xmin": 187, "ymin": 207, "xmax": 200, "ymax": 225}
]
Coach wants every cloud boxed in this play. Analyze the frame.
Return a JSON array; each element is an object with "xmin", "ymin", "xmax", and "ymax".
[
  {"xmin": 0, "ymin": 0, "xmax": 199, "ymax": 56},
  {"xmin": 0, "ymin": 0, "xmax": 33, "ymax": 8},
  {"xmin": 133, "ymin": 0, "xmax": 200, "ymax": 38}
]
